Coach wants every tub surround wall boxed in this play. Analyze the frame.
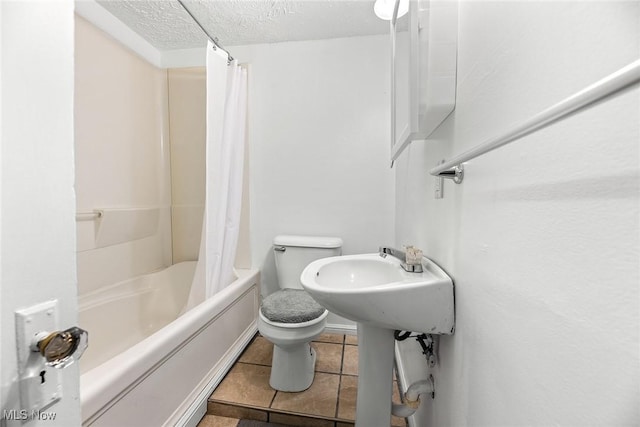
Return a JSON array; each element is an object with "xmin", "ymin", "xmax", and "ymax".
[
  {"xmin": 168, "ymin": 68, "xmax": 207, "ymax": 263},
  {"xmin": 75, "ymin": 18, "xmax": 252, "ymax": 298},
  {"xmin": 75, "ymin": 15, "xmax": 172, "ymax": 296},
  {"xmin": 75, "ymin": 28, "xmax": 259, "ymax": 421},
  {"xmin": 395, "ymin": 2, "xmax": 639, "ymax": 426},
  {"xmin": 232, "ymin": 36, "xmax": 395, "ymax": 328},
  {"xmin": 167, "ymin": 66, "xmax": 252, "ymax": 268}
]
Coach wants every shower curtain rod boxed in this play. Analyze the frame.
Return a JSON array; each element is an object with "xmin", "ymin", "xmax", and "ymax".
[{"xmin": 176, "ymin": 0, "xmax": 234, "ymax": 63}]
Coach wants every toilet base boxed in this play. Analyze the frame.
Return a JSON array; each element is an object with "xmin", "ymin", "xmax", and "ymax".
[{"xmin": 269, "ymin": 342, "xmax": 317, "ymax": 392}]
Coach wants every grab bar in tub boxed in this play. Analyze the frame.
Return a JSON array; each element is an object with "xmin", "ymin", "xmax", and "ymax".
[{"xmin": 75, "ymin": 211, "xmax": 103, "ymax": 221}]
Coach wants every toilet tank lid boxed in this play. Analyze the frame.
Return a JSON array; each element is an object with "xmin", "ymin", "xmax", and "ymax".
[{"xmin": 273, "ymin": 235, "xmax": 343, "ymax": 249}]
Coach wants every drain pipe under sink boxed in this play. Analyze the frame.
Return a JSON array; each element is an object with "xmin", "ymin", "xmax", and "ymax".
[{"xmin": 392, "ymin": 375, "xmax": 435, "ymax": 418}]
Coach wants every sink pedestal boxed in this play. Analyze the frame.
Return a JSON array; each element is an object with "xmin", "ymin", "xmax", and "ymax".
[
  {"xmin": 301, "ymin": 253, "xmax": 455, "ymax": 425},
  {"xmin": 355, "ymin": 324, "xmax": 395, "ymax": 427}
]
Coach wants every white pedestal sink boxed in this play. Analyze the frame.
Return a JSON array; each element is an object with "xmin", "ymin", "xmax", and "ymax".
[{"xmin": 301, "ymin": 253, "xmax": 454, "ymax": 426}]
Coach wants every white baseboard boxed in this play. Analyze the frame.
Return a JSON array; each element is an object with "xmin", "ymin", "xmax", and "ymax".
[{"xmin": 325, "ymin": 323, "xmax": 357, "ymax": 336}]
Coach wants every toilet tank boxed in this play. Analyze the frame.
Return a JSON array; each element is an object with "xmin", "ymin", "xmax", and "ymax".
[{"xmin": 273, "ymin": 235, "xmax": 342, "ymax": 290}]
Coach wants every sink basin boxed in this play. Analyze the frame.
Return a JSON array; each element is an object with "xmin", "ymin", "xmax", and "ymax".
[
  {"xmin": 301, "ymin": 253, "xmax": 454, "ymax": 426},
  {"xmin": 301, "ymin": 253, "xmax": 454, "ymax": 334}
]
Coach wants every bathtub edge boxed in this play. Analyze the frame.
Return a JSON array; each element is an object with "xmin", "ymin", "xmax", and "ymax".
[{"xmin": 81, "ymin": 268, "xmax": 260, "ymax": 426}]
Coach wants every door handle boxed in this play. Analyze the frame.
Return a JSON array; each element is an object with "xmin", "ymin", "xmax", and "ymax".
[
  {"xmin": 32, "ymin": 326, "xmax": 88, "ymax": 369},
  {"xmin": 15, "ymin": 300, "xmax": 89, "ymax": 412}
]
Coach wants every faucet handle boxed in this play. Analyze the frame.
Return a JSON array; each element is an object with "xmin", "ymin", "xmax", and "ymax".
[{"xmin": 404, "ymin": 246, "xmax": 423, "ymax": 265}]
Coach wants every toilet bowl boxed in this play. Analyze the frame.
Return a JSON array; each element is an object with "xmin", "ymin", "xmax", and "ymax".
[
  {"xmin": 258, "ymin": 235, "xmax": 342, "ymax": 392},
  {"xmin": 258, "ymin": 306, "xmax": 328, "ymax": 391}
]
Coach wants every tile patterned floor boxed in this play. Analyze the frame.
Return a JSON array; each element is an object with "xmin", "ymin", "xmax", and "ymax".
[{"xmin": 202, "ymin": 333, "xmax": 406, "ymax": 427}]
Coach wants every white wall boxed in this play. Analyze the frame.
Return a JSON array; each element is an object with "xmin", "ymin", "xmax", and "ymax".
[
  {"xmin": 395, "ymin": 2, "xmax": 639, "ymax": 425},
  {"xmin": 0, "ymin": 1, "xmax": 80, "ymax": 425},
  {"xmin": 232, "ymin": 36, "xmax": 396, "ymax": 315}
]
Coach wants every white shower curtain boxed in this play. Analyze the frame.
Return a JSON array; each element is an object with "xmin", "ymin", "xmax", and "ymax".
[{"xmin": 187, "ymin": 42, "xmax": 247, "ymax": 309}]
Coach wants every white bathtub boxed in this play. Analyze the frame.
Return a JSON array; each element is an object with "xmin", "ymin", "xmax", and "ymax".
[{"xmin": 79, "ymin": 261, "xmax": 260, "ymax": 426}]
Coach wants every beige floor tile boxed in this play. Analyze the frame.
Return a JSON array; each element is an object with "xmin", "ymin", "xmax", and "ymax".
[
  {"xmin": 392, "ymin": 381, "xmax": 401, "ymax": 404},
  {"xmin": 211, "ymin": 363, "xmax": 275, "ymax": 408},
  {"xmin": 342, "ymin": 345, "xmax": 358, "ymax": 376},
  {"xmin": 337, "ymin": 376, "xmax": 405, "ymax": 426},
  {"xmin": 239, "ymin": 336, "xmax": 274, "ymax": 366},
  {"xmin": 207, "ymin": 402, "xmax": 268, "ymax": 421},
  {"xmin": 313, "ymin": 342, "xmax": 343, "ymax": 374},
  {"xmin": 197, "ymin": 414, "xmax": 238, "ymax": 427},
  {"xmin": 337, "ymin": 375, "xmax": 357, "ymax": 421},
  {"xmin": 392, "ymin": 381, "xmax": 407, "ymax": 427},
  {"xmin": 315, "ymin": 333, "xmax": 344, "ymax": 344},
  {"xmin": 271, "ymin": 372, "xmax": 340, "ymax": 418},
  {"xmin": 344, "ymin": 334, "xmax": 358, "ymax": 345},
  {"xmin": 392, "ymin": 415, "xmax": 408, "ymax": 426},
  {"xmin": 269, "ymin": 412, "xmax": 334, "ymax": 427}
]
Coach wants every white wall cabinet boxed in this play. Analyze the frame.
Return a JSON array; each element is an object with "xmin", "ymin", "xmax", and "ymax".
[{"xmin": 391, "ymin": 0, "xmax": 458, "ymax": 161}]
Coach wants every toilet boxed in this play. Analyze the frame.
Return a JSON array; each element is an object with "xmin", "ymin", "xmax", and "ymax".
[{"xmin": 258, "ymin": 235, "xmax": 342, "ymax": 392}]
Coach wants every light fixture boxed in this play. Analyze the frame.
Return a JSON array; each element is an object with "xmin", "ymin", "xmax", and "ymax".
[{"xmin": 374, "ymin": 0, "xmax": 409, "ymax": 20}]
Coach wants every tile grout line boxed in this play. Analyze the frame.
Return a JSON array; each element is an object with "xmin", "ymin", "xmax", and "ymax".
[
  {"xmin": 267, "ymin": 388, "xmax": 278, "ymax": 411},
  {"xmin": 209, "ymin": 333, "xmax": 358, "ymax": 425},
  {"xmin": 335, "ymin": 338, "xmax": 346, "ymax": 420}
]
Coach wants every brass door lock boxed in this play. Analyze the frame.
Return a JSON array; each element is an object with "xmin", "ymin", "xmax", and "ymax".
[
  {"xmin": 32, "ymin": 326, "xmax": 88, "ymax": 368},
  {"xmin": 15, "ymin": 300, "xmax": 90, "ymax": 412}
]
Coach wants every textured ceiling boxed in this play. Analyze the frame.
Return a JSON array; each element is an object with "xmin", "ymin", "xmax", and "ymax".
[{"xmin": 97, "ymin": 0, "xmax": 392, "ymax": 50}]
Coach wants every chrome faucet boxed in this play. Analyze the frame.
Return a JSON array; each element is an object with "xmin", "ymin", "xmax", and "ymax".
[{"xmin": 379, "ymin": 246, "xmax": 423, "ymax": 273}]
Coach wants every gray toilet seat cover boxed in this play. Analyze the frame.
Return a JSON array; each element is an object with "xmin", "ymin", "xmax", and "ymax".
[{"xmin": 261, "ymin": 289, "xmax": 326, "ymax": 323}]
